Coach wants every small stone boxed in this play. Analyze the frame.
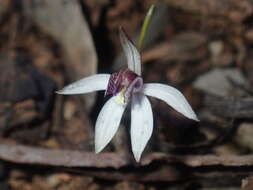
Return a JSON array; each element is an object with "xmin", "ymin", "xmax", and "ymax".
[{"xmin": 193, "ymin": 68, "xmax": 247, "ymax": 97}]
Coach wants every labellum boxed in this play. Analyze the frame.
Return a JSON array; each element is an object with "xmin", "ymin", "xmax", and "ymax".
[{"xmin": 105, "ymin": 68, "xmax": 143, "ymax": 104}]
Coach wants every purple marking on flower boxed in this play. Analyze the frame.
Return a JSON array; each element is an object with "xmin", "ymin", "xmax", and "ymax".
[{"xmin": 105, "ymin": 68, "xmax": 143, "ymax": 103}]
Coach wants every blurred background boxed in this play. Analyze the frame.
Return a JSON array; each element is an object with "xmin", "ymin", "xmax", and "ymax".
[{"xmin": 1, "ymin": 0, "xmax": 253, "ymax": 189}]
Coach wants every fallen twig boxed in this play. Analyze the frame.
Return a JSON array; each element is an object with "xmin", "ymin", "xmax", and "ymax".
[
  {"xmin": 1, "ymin": 140, "xmax": 253, "ymax": 182},
  {"xmin": 1, "ymin": 141, "xmax": 253, "ymax": 168},
  {"xmin": 165, "ymin": 0, "xmax": 253, "ymax": 22}
]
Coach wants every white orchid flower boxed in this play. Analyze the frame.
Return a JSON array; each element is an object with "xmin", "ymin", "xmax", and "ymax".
[{"xmin": 56, "ymin": 28, "xmax": 199, "ymax": 162}]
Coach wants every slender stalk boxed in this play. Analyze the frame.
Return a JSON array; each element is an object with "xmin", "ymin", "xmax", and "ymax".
[{"xmin": 137, "ymin": 5, "xmax": 155, "ymax": 50}]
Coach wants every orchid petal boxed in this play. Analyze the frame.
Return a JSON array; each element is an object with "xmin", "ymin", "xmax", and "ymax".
[
  {"xmin": 95, "ymin": 96, "xmax": 127, "ymax": 153},
  {"xmin": 143, "ymin": 83, "xmax": 199, "ymax": 121},
  {"xmin": 119, "ymin": 27, "xmax": 141, "ymax": 75},
  {"xmin": 131, "ymin": 94, "xmax": 153, "ymax": 162},
  {"xmin": 56, "ymin": 74, "xmax": 110, "ymax": 95}
]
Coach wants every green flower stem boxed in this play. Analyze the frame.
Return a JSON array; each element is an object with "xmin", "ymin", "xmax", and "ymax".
[{"xmin": 137, "ymin": 4, "xmax": 155, "ymax": 51}]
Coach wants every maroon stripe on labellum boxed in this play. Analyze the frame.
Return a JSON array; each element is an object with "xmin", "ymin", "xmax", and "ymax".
[{"xmin": 105, "ymin": 68, "xmax": 143, "ymax": 103}]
